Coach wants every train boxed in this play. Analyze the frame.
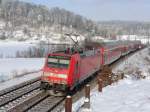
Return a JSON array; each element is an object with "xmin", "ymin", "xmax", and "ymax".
[{"xmin": 40, "ymin": 40, "xmax": 143, "ymax": 94}]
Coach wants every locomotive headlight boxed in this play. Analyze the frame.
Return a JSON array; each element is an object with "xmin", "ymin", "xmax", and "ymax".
[
  {"xmin": 49, "ymin": 72, "xmax": 54, "ymax": 76},
  {"xmin": 58, "ymin": 74, "xmax": 67, "ymax": 79},
  {"xmin": 43, "ymin": 72, "xmax": 53, "ymax": 76},
  {"xmin": 43, "ymin": 72, "xmax": 49, "ymax": 76},
  {"xmin": 43, "ymin": 72, "xmax": 67, "ymax": 79}
]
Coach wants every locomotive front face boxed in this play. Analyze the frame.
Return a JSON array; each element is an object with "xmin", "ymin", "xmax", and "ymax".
[
  {"xmin": 41, "ymin": 55, "xmax": 71, "ymax": 91},
  {"xmin": 43, "ymin": 55, "xmax": 70, "ymax": 83}
]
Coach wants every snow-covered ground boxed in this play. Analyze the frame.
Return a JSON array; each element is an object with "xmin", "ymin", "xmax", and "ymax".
[
  {"xmin": 0, "ymin": 41, "xmax": 45, "ymax": 89},
  {"xmin": 0, "ymin": 58, "xmax": 44, "ymax": 83},
  {"xmin": 72, "ymin": 47, "xmax": 150, "ymax": 112},
  {"xmin": 0, "ymin": 40, "xmax": 46, "ymax": 85},
  {"xmin": 0, "ymin": 72, "xmax": 42, "ymax": 91},
  {"xmin": 87, "ymin": 79, "xmax": 150, "ymax": 112},
  {"xmin": 0, "ymin": 41, "xmax": 36, "ymax": 58}
]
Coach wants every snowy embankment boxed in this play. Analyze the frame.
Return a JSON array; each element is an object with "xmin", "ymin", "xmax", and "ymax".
[
  {"xmin": 0, "ymin": 72, "xmax": 42, "ymax": 91},
  {"xmin": 0, "ymin": 58, "xmax": 44, "ymax": 83},
  {"xmin": 87, "ymin": 79, "xmax": 150, "ymax": 112},
  {"xmin": 72, "ymin": 47, "xmax": 150, "ymax": 112},
  {"xmin": 113, "ymin": 47, "xmax": 150, "ymax": 79}
]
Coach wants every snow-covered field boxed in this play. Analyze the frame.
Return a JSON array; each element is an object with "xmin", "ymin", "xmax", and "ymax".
[
  {"xmin": 0, "ymin": 58, "xmax": 44, "ymax": 82},
  {"xmin": 0, "ymin": 41, "xmax": 46, "ymax": 82},
  {"xmin": 0, "ymin": 41, "xmax": 36, "ymax": 58},
  {"xmin": 72, "ymin": 47, "xmax": 150, "ymax": 112}
]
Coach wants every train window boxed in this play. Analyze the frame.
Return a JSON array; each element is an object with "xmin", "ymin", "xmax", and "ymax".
[
  {"xmin": 96, "ymin": 50, "xmax": 100, "ymax": 56},
  {"xmin": 47, "ymin": 56, "xmax": 70, "ymax": 69},
  {"xmin": 97, "ymin": 50, "xmax": 100, "ymax": 53},
  {"xmin": 48, "ymin": 58, "xmax": 58, "ymax": 63},
  {"xmin": 59, "ymin": 59, "xmax": 70, "ymax": 65}
]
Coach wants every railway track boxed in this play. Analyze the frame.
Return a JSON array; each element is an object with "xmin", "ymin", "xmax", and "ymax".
[
  {"xmin": 0, "ymin": 81, "xmax": 41, "ymax": 111},
  {"xmin": 27, "ymin": 95, "xmax": 65, "ymax": 112},
  {"xmin": 0, "ymin": 76, "xmax": 65, "ymax": 112},
  {"xmin": 4, "ymin": 90, "xmax": 65, "ymax": 112},
  {"xmin": 0, "ymin": 48, "xmax": 144, "ymax": 112},
  {"xmin": 0, "ymin": 76, "xmax": 40, "ymax": 97},
  {"xmin": 0, "ymin": 71, "xmax": 41, "ymax": 112},
  {"xmin": 7, "ymin": 91, "xmax": 48, "ymax": 112},
  {"xmin": 1, "ymin": 89, "xmax": 41, "ymax": 111}
]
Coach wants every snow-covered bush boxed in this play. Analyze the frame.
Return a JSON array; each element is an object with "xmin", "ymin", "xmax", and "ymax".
[
  {"xmin": 0, "ymin": 54, "xmax": 3, "ymax": 58},
  {"xmin": 20, "ymin": 69, "xmax": 28, "ymax": 75},
  {"xmin": 0, "ymin": 73, "xmax": 10, "ymax": 83},
  {"xmin": 148, "ymin": 47, "xmax": 150, "ymax": 55},
  {"xmin": 144, "ymin": 56, "xmax": 150, "ymax": 64},
  {"xmin": 11, "ymin": 70, "xmax": 18, "ymax": 79},
  {"xmin": 11, "ymin": 69, "xmax": 32, "ymax": 78}
]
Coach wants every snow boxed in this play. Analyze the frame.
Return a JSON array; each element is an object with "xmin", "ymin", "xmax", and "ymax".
[
  {"xmin": 0, "ymin": 41, "xmax": 36, "ymax": 58},
  {"xmin": 113, "ymin": 47, "xmax": 150, "ymax": 79},
  {"xmin": 89, "ymin": 79, "xmax": 150, "ymax": 112},
  {"xmin": 0, "ymin": 40, "xmax": 46, "ymax": 83},
  {"xmin": 117, "ymin": 35, "xmax": 150, "ymax": 44},
  {"xmin": 0, "ymin": 58, "xmax": 44, "ymax": 82},
  {"xmin": 72, "ymin": 47, "xmax": 150, "ymax": 112},
  {"xmin": 0, "ymin": 71, "xmax": 42, "ymax": 91},
  {"xmin": 0, "ymin": 41, "xmax": 45, "ymax": 89},
  {"xmin": 91, "ymin": 36, "xmax": 115, "ymax": 42}
]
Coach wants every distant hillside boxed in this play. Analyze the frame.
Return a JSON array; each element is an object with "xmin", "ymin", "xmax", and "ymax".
[
  {"xmin": 0, "ymin": 0, "xmax": 149, "ymax": 41},
  {"xmin": 98, "ymin": 21, "xmax": 150, "ymax": 38},
  {"xmin": 0, "ymin": 0, "xmax": 100, "ymax": 41}
]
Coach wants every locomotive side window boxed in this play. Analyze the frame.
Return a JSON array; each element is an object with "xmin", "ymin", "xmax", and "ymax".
[{"xmin": 47, "ymin": 56, "xmax": 70, "ymax": 69}]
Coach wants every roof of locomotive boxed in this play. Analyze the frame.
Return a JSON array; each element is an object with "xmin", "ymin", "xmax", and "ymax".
[{"xmin": 48, "ymin": 52, "xmax": 72, "ymax": 57}]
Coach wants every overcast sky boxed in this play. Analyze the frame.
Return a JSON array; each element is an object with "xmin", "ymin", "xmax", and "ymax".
[{"xmin": 21, "ymin": 0, "xmax": 150, "ymax": 22}]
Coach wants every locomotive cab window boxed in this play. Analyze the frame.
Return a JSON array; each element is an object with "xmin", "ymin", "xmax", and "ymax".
[{"xmin": 47, "ymin": 56, "xmax": 70, "ymax": 69}]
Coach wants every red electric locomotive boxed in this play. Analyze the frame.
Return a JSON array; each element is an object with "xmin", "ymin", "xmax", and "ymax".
[
  {"xmin": 40, "ymin": 40, "xmax": 143, "ymax": 93},
  {"xmin": 41, "ymin": 47, "xmax": 101, "ymax": 92}
]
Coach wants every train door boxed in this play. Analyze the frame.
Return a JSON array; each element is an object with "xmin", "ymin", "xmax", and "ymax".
[
  {"xmin": 74, "ymin": 61, "xmax": 79, "ymax": 85},
  {"xmin": 100, "ymin": 48, "xmax": 104, "ymax": 65},
  {"xmin": 104, "ymin": 51, "xmax": 108, "ymax": 65}
]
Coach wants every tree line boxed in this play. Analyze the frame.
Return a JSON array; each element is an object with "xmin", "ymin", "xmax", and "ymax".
[
  {"xmin": 0, "ymin": 0, "xmax": 150, "ymax": 40},
  {"xmin": 0, "ymin": 0, "xmax": 99, "ymax": 37}
]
